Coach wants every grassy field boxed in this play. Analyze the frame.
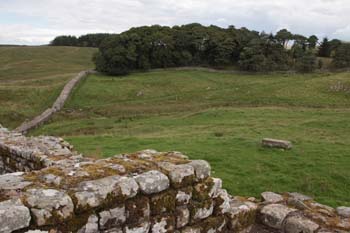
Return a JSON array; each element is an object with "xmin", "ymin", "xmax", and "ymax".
[
  {"xmin": 0, "ymin": 46, "xmax": 97, "ymax": 128},
  {"xmin": 32, "ymin": 70, "xmax": 350, "ymax": 207}
]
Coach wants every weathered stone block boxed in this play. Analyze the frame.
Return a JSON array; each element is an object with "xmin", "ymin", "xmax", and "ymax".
[
  {"xmin": 158, "ymin": 162, "xmax": 195, "ymax": 188},
  {"xmin": 77, "ymin": 214, "xmax": 99, "ymax": 233},
  {"xmin": 336, "ymin": 206, "xmax": 350, "ymax": 218},
  {"xmin": 176, "ymin": 187, "xmax": 193, "ymax": 206},
  {"xmin": 262, "ymin": 138, "xmax": 292, "ymax": 149},
  {"xmin": 213, "ymin": 189, "xmax": 231, "ymax": 215},
  {"xmin": 190, "ymin": 199, "xmax": 214, "ymax": 222},
  {"xmin": 288, "ymin": 192, "xmax": 312, "ymax": 201},
  {"xmin": 102, "ymin": 228, "xmax": 123, "ymax": 233},
  {"xmin": 151, "ymin": 215, "xmax": 176, "ymax": 233},
  {"xmin": 188, "ymin": 160, "xmax": 211, "ymax": 180},
  {"xmin": 24, "ymin": 231, "xmax": 49, "ymax": 233},
  {"xmin": 135, "ymin": 170, "xmax": 170, "ymax": 194},
  {"xmin": 176, "ymin": 206, "xmax": 190, "ymax": 228},
  {"xmin": 99, "ymin": 205, "xmax": 126, "ymax": 230},
  {"xmin": 75, "ymin": 175, "xmax": 138, "ymax": 211},
  {"xmin": 41, "ymin": 173, "xmax": 62, "ymax": 186},
  {"xmin": 180, "ymin": 226, "xmax": 201, "ymax": 233},
  {"xmin": 284, "ymin": 215, "xmax": 319, "ymax": 233},
  {"xmin": 260, "ymin": 203, "xmax": 296, "ymax": 230},
  {"xmin": 226, "ymin": 198, "xmax": 258, "ymax": 231},
  {"xmin": 24, "ymin": 188, "xmax": 74, "ymax": 226},
  {"xmin": 124, "ymin": 221, "xmax": 151, "ymax": 233},
  {"xmin": 0, "ymin": 199, "xmax": 31, "ymax": 233},
  {"xmin": 261, "ymin": 191, "xmax": 284, "ymax": 203},
  {"xmin": 0, "ymin": 172, "xmax": 32, "ymax": 191}
]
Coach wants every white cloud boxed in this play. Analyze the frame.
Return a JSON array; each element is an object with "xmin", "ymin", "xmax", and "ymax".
[{"xmin": 0, "ymin": 0, "xmax": 349, "ymax": 45}]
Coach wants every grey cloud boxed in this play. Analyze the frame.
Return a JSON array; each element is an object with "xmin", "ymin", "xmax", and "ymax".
[{"xmin": 0, "ymin": 0, "xmax": 349, "ymax": 45}]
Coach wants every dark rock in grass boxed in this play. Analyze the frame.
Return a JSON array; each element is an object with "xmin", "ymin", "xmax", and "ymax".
[{"xmin": 262, "ymin": 138, "xmax": 293, "ymax": 150}]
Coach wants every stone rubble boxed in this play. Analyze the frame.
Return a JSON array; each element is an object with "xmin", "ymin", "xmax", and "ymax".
[{"xmin": 0, "ymin": 125, "xmax": 349, "ymax": 232}]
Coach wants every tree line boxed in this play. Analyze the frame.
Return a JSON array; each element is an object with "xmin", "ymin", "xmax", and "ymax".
[
  {"xmin": 50, "ymin": 24, "xmax": 350, "ymax": 74},
  {"xmin": 50, "ymin": 33, "xmax": 111, "ymax": 47}
]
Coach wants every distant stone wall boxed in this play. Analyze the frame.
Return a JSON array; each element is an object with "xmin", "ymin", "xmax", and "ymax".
[
  {"xmin": 15, "ymin": 70, "xmax": 95, "ymax": 134},
  {"xmin": 0, "ymin": 125, "xmax": 349, "ymax": 233}
]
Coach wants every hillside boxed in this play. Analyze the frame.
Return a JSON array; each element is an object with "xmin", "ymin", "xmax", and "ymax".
[
  {"xmin": 0, "ymin": 46, "xmax": 97, "ymax": 128},
  {"xmin": 32, "ymin": 70, "xmax": 350, "ymax": 207}
]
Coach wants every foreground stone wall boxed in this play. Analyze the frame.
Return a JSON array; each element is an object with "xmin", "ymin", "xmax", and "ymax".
[
  {"xmin": 0, "ymin": 125, "xmax": 349, "ymax": 233},
  {"xmin": 15, "ymin": 70, "xmax": 95, "ymax": 134}
]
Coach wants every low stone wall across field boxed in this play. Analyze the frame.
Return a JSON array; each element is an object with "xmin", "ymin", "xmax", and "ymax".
[
  {"xmin": 0, "ymin": 125, "xmax": 349, "ymax": 233},
  {"xmin": 15, "ymin": 70, "xmax": 95, "ymax": 134}
]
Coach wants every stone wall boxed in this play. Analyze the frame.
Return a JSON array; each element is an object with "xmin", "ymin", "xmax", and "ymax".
[
  {"xmin": 15, "ymin": 70, "xmax": 95, "ymax": 134},
  {"xmin": 0, "ymin": 125, "xmax": 349, "ymax": 233}
]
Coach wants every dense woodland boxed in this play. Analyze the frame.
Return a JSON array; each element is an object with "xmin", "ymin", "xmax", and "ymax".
[{"xmin": 51, "ymin": 24, "xmax": 350, "ymax": 74}]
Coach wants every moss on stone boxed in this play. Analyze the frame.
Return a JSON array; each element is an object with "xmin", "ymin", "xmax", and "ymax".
[
  {"xmin": 150, "ymin": 190, "xmax": 176, "ymax": 216},
  {"xmin": 192, "ymin": 177, "xmax": 214, "ymax": 201},
  {"xmin": 151, "ymin": 153, "xmax": 189, "ymax": 165},
  {"xmin": 125, "ymin": 195, "xmax": 150, "ymax": 227},
  {"xmin": 151, "ymin": 215, "xmax": 176, "ymax": 233},
  {"xmin": 202, "ymin": 216, "xmax": 226, "ymax": 232},
  {"xmin": 176, "ymin": 186, "xmax": 193, "ymax": 206},
  {"xmin": 189, "ymin": 199, "xmax": 213, "ymax": 223}
]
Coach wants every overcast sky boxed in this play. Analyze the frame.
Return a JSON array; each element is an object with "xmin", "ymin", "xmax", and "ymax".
[{"xmin": 0, "ymin": 0, "xmax": 349, "ymax": 45}]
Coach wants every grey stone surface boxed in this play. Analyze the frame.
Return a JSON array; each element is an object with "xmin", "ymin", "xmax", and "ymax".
[
  {"xmin": 188, "ymin": 160, "xmax": 211, "ymax": 180},
  {"xmin": 214, "ymin": 189, "xmax": 231, "ymax": 214},
  {"xmin": 75, "ymin": 175, "xmax": 138, "ymax": 209},
  {"xmin": 78, "ymin": 214, "xmax": 99, "ymax": 233},
  {"xmin": 192, "ymin": 201, "xmax": 214, "ymax": 221},
  {"xmin": 176, "ymin": 189, "xmax": 192, "ymax": 205},
  {"xmin": 135, "ymin": 170, "xmax": 169, "ymax": 194},
  {"xmin": 181, "ymin": 226, "xmax": 201, "ymax": 233},
  {"xmin": 261, "ymin": 191, "xmax": 284, "ymax": 203},
  {"xmin": 336, "ymin": 206, "xmax": 350, "ymax": 218},
  {"xmin": 151, "ymin": 216, "xmax": 174, "ymax": 233},
  {"xmin": 262, "ymin": 138, "xmax": 292, "ymax": 149},
  {"xmin": 41, "ymin": 173, "xmax": 62, "ymax": 186},
  {"xmin": 176, "ymin": 206, "xmax": 190, "ymax": 228},
  {"xmin": 284, "ymin": 215, "xmax": 319, "ymax": 233},
  {"xmin": 287, "ymin": 197, "xmax": 310, "ymax": 210},
  {"xmin": 288, "ymin": 192, "xmax": 312, "ymax": 201},
  {"xmin": 24, "ymin": 231, "xmax": 49, "ymax": 233},
  {"xmin": 260, "ymin": 204, "xmax": 296, "ymax": 229},
  {"xmin": 102, "ymin": 228, "xmax": 123, "ymax": 233},
  {"xmin": 24, "ymin": 188, "xmax": 74, "ymax": 226},
  {"xmin": 210, "ymin": 178, "xmax": 222, "ymax": 198},
  {"xmin": 99, "ymin": 206, "xmax": 126, "ymax": 229},
  {"xmin": 0, "ymin": 199, "xmax": 31, "ymax": 233},
  {"xmin": 226, "ymin": 198, "xmax": 258, "ymax": 231},
  {"xmin": 158, "ymin": 162, "xmax": 195, "ymax": 187},
  {"xmin": 0, "ymin": 159, "xmax": 4, "ymax": 174},
  {"xmin": 0, "ymin": 172, "xmax": 32, "ymax": 190},
  {"xmin": 124, "ymin": 221, "xmax": 151, "ymax": 233}
]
